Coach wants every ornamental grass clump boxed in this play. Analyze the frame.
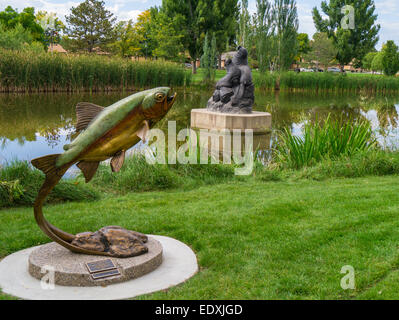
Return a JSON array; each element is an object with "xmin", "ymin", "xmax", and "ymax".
[{"xmin": 275, "ymin": 115, "xmax": 377, "ymax": 169}]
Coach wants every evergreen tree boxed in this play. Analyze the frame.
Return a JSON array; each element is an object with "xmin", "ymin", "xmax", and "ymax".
[
  {"xmin": 305, "ymin": 32, "xmax": 337, "ymax": 70},
  {"xmin": 201, "ymin": 32, "xmax": 217, "ymax": 81},
  {"xmin": 66, "ymin": 0, "xmax": 116, "ymax": 53}
]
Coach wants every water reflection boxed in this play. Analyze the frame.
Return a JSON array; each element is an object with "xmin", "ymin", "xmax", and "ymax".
[{"xmin": 0, "ymin": 90, "xmax": 399, "ymax": 164}]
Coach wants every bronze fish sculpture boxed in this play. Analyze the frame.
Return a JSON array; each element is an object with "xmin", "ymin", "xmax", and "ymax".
[{"xmin": 31, "ymin": 88, "xmax": 176, "ymax": 257}]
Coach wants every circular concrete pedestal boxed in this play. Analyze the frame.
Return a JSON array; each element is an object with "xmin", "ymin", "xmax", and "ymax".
[
  {"xmin": 29, "ymin": 237, "xmax": 163, "ymax": 287},
  {"xmin": 0, "ymin": 235, "xmax": 198, "ymax": 300}
]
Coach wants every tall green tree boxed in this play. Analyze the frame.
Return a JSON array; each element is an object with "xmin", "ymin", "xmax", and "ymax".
[
  {"xmin": 297, "ymin": 33, "xmax": 311, "ymax": 61},
  {"xmin": 66, "ymin": 0, "xmax": 116, "ymax": 53},
  {"xmin": 313, "ymin": 0, "xmax": 380, "ymax": 69},
  {"xmin": 238, "ymin": 0, "xmax": 251, "ymax": 48},
  {"xmin": 108, "ymin": 20, "xmax": 139, "ymax": 57},
  {"xmin": 209, "ymin": 0, "xmax": 239, "ymax": 69},
  {"xmin": 162, "ymin": 0, "xmax": 213, "ymax": 74},
  {"xmin": 254, "ymin": 0, "xmax": 274, "ymax": 72},
  {"xmin": 151, "ymin": 10, "xmax": 185, "ymax": 61},
  {"xmin": 273, "ymin": 0, "xmax": 299, "ymax": 71},
  {"xmin": 381, "ymin": 41, "xmax": 399, "ymax": 77}
]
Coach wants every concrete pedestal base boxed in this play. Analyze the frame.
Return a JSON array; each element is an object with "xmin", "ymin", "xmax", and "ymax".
[
  {"xmin": 0, "ymin": 235, "xmax": 198, "ymax": 300},
  {"xmin": 28, "ymin": 237, "xmax": 163, "ymax": 287},
  {"xmin": 191, "ymin": 109, "xmax": 272, "ymax": 156},
  {"xmin": 191, "ymin": 109, "xmax": 272, "ymax": 133}
]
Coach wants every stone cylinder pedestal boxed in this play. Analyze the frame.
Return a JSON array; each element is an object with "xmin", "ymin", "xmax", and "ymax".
[{"xmin": 190, "ymin": 109, "xmax": 272, "ymax": 157}]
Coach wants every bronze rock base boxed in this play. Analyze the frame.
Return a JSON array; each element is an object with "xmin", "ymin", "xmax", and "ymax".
[{"xmin": 71, "ymin": 226, "xmax": 148, "ymax": 258}]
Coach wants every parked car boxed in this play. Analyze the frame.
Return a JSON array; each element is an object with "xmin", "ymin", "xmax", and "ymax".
[
  {"xmin": 327, "ymin": 67, "xmax": 344, "ymax": 73},
  {"xmin": 184, "ymin": 63, "xmax": 193, "ymax": 69},
  {"xmin": 300, "ymin": 68, "xmax": 314, "ymax": 72}
]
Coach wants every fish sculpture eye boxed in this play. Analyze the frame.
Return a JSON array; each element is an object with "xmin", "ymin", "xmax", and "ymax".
[{"xmin": 155, "ymin": 92, "xmax": 165, "ymax": 102}]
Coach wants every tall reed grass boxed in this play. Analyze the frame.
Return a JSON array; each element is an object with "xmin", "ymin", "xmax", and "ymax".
[
  {"xmin": 0, "ymin": 49, "xmax": 191, "ymax": 93},
  {"xmin": 254, "ymin": 72, "xmax": 399, "ymax": 93},
  {"xmin": 275, "ymin": 115, "xmax": 378, "ymax": 169}
]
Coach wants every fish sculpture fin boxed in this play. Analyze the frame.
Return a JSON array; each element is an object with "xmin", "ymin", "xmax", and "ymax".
[
  {"xmin": 31, "ymin": 154, "xmax": 61, "ymax": 177},
  {"xmin": 76, "ymin": 102, "xmax": 105, "ymax": 132},
  {"xmin": 77, "ymin": 161, "xmax": 100, "ymax": 183},
  {"xmin": 136, "ymin": 120, "xmax": 150, "ymax": 143},
  {"xmin": 111, "ymin": 150, "xmax": 126, "ymax": 173}
]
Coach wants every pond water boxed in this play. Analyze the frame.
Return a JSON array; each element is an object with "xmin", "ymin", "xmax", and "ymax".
[{"xmin": 0, "ymin": 89, "xmax": 399, "ymax": 166}]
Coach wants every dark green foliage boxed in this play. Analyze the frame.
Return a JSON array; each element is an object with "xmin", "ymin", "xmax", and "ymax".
[
  {"xmin": 162, "ymin": 0, "xmax": 239, "ymax": 74},
  {"xmin": 382, "ymin": 41, "xmax": 399, "ymax": 77},
  {"xmin": 0, "ymin": 49, "xmax": 191, "ymax": 92},
  {"xmin": 0, "ymin": 6, "xmax": 44, "ymax": 43},
  {"xmin": 0, "ymin": 23, "xmax": 37, "ymax": 51},
  {"xmin": 0, "ymin": 161, "xmax": 99, "ymax": 208}
]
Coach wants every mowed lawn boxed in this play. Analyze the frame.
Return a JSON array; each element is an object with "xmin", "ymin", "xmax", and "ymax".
[{"xmin": 1, "ymin": 176, "xmax": 399, "ymax": 299}]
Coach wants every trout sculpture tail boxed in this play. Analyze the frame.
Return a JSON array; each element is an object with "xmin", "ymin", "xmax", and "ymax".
[{"xmin": 31, "ymin": 154, "xmax": 113, "ymax": 256}]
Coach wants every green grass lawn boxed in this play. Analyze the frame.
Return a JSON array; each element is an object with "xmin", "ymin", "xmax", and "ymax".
[{"xmin": 1, "ymin": 175, "xmax": 399, "ymax": 299}]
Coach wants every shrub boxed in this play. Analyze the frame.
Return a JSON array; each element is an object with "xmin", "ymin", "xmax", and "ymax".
[
  {"xmin": 0, "ymin": 161, "xmax": 99, "ymax": 208},
  {"xmin": 91, "ymin": 153, "xmax": 236, "ymax": 193}
]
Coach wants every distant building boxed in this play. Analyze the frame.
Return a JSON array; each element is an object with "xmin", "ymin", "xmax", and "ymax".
[{"xmin": 48, "ymin": 44, "xmax": 67, "ymax": 54}]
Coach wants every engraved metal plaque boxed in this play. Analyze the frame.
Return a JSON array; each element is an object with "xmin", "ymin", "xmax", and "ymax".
[
  {"xmin": 86, "ymin": 259, "xmax": 121, "ymax": 280},
  {"xmin": 91, "ymin": 269, "xmax": 121, "ymax": 280},
  {"xmin": 86, "ymin": 259, "xmax": 116, "ymax": 273}
]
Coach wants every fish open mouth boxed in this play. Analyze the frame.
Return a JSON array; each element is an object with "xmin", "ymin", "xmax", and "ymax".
[{"xmin": 167, "ymin": 92, "xmax": 177, "ymax": 107}]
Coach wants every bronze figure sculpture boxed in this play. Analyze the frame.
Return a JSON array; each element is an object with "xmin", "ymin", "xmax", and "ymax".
[
  {"xmin": 207, "ymin": 46, "xmax": 255, "ymax": 114},
  {"xmin": 31, "ymin": 88, "xmax": 176, "ymax": 258}
]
